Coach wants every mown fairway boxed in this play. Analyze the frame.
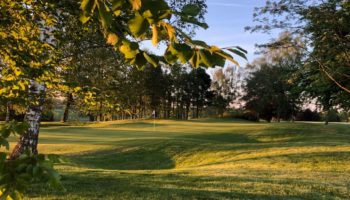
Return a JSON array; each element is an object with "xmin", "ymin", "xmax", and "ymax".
[{"xmin": 10, "ymin": 119, "xmax": 350, "ymax": 199}]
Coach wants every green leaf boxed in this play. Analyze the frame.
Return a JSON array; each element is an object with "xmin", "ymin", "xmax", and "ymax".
[
  {"xmin": 198, "ymin": 50, "xmax": 213, "ymax": 67},
  {"xmin": 182, "ymin": 4, "xmax": 201, "ymax": 16},
  {"xmin": 130, "ymin": 53, "xmax": 147, "ymax": 69},
  {"xmin": 188, "ymin": 40, "xmax": 209, "ymax": 48},
  {"xmin": 227, "ymin": 49, "xmax": 247, "ymax": 60},
  {"xmin": 0, "ymin": 138, "xmax": 9, "ymax": 150},
  {"xmin": 111, "ymin": 0, "xmax": 124, "ymax": 10},
  {"xmin": 80, "ymin": 0, "xmax": 97, "ymax": 23},
  {"xmin": 97, "ymin": 1, "xmax": 112, "ymax": 29},
  {"xmin": 180, "ymin": 16, "xmax": 208, "ymax": 29},
  {"xmin": 1, "ymin": 128, "xmax": 11, "ymax": 138},
  {"xmin": 235, "ymin": 46, "xmax": 248, "ymax": 54},
  {"xmin": 81, "ymin": 0, "xmax": 96, "ymax": 13},
  {"xmin": 172, "ymin": 43, "xmax": 193, "ymax": 63},
  {"xmin": 189, "ymin": 52, "xmax": 198, "ymax": 68}
]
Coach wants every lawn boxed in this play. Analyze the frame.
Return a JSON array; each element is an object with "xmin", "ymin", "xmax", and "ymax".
[{"xmin": 8, "ymin": 119, "xmax": 350, "ymax": 199}]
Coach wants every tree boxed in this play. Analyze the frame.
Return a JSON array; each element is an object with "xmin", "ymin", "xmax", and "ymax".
[
  {"xmin": 210, "ymin": 66, "xmax": 240, "ymax": 117},
  {"xmin": 247, "ymin": 0, "xmax": 350, "ymax": 93},
  {"xmin": 1, "ymin": 1, "xmax": 245, "ymax": 198},
  {"xmin": 242, "ymin": 33, "xmax": 303, "ymax": 122}
]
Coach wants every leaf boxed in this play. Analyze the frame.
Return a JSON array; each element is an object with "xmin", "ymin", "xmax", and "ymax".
[
  {"xmin": 141, "ymin": 0, "xmax": 171, "ymax": 23},
  {"xmin": 129, "ymin": 0, "xmax": 141, "ymax": 10},
  {"xmin": 180, "ymin": 16, "xmax": 208, "ymax": 29},
  {"xmin": 152, "ymin": 24, "xmax": 159, "ymax": 46},
  {"xmin": 164, "ymin": 46, "xmax": 178, "ymax": 64},
  {"xmin": 130, "ymin": 53, "xmax": 147, "ymax": 69},
  {"xmin": 81, "ymin": 0, "xmax": 96, "ymax": 13},
  {"xmin": 0, "ymin": 152, "xmax": 7, "ymax": 162},
  {"xmin": 182, "ymin": 4, "xmax": 201, "ymax": 16},
  {"xmin": 198, "ymin": 49, "xmax": 213, "ymax": 67},
  {"xmin": 111, "ymin": 0, "xmax": 124, "ymax": 10},
  {"xmin": 0, "ymin": 138, "xmax": 9, "ymax": 150},
  {"xmin": 107, "ymin": 33, "xmax": 119, "ymax": 45},
  {"xmin": 97, "ymin": 1, "xmax": 112, "ymax": 29},
  {"xmin": 119, "ymin": 41, "xmax": 139, "ymax": 59},
  {"xmin": 143, "ymin": 52, "xmax": 158, "ymax": 67},
  {"xmin": 227, "ymin": 49, "xmax": 247, "ymax": 60},
  {"xmin": 235, "ymin": 46, "xmax": 248, "ymax": 54},
  {"xmin": 128, "ymin": 12, "xmax": 150, "ymax": 37},
  {"xmin": 80, "ymin": 0, "xmax": 97, "ymax": 23},
  {"xmin": 161, "ymin": 22, "xmax": 176, "ymax": 42},
  {"xmin": 188, "ymin": 40, "xmax": 209, "ymax": 48},
  {"xmin": 215, "ymin": 51, "xmax": 240, "ymax": 66},
  {"xmin": 189, "ymin": 51, "xmax": 198, "ymax": 68},
  {"xmin": 1, "ymin": 127, "xmax": 11, "ymax": 138}
]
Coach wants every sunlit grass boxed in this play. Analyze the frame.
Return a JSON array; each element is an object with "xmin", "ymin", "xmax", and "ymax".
[{"xmin": 9, "ymin": 119, "xmax": 349, "ymax": 199}]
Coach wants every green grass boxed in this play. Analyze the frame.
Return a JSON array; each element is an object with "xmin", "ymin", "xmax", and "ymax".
[{"xmin": 7, "ymin": 119, "xmax": 350, "ymax": 199}]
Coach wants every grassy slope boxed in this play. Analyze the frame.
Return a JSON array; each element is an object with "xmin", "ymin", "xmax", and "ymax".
[{"xmin": 9, "ymin": 119, "xmax": 350, "ymax": 199}]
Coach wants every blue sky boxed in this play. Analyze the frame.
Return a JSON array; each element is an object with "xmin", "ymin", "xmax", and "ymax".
[
  {"xmin": 193, "ymin": 0, "xmax": 281, "ymax": 66},
  {"xmin": 143, "ymin": 0, "xmax": 279, "ymax": 67}
]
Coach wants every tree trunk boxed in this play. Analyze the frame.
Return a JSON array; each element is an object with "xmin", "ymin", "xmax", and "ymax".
[
  {"xmin": 62, "ymin": 93, "xmax": 73, "ymax": 123},
  {"xmin": 325, "ymin": 110, "xmax": 329, "ymax": 125},
  {"xmin": 196, "ymin": 102, "xmax": 199, "ymax": 119},
  {"xmin": 5, "ymin": 101, "xmax": 11, "ymax": 123},
  {"xmin": 99, "ymin": 100, "xmax": 104, "ymax": 121},
  {"xmin": 10, "ymin": 81, "xmax": 46, "ymax": 160}
]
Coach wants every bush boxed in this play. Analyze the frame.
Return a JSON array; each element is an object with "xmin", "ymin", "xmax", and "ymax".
[
  {"xmin": 339, "ymin": 111, "xmax": 349, "ymax": 122},
  {"xmin": 41, "ymin": 110, "xmax": 55, "ymax": 122},
  {"xmin": 324, "ymin": 110, "xmax": 341, "ymax": 122},
  {"xmin": 296, "ymin": 109, "xmax": 321, "ymax": 121},
  {"xmin": 230, "ymin": 109, "xmax": 259, "ymax": 122}
]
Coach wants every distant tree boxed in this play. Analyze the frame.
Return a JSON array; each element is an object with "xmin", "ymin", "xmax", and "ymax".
[
  {"xmin": 243, "ymin": 33, "xmax": 303, "ymax": 122},
  {"xmin": 248, "ymin": 0, "xmax": 350, "ymax": 93},
  {"xmin": 210, "ymin": 66, "xmax": 239, "ymax": 117}
]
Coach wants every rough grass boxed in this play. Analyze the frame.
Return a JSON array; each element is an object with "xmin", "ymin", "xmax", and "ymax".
[{"xmin": 6, "ymin": 119, "xmax": 350, "ymax": 199}]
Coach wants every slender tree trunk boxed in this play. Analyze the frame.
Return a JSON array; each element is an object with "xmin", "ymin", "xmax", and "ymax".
[
  {"xmin": 62, "ymin": 93, "xmax": 73, "ymax": 123},
  {"xmin": 196, "ymin": 101, "xmax": 199, "ymax": 119},
  {"xmin": 10, "ymin": 81, "xmax": 46, "ymax": 160},
  {"xmin": 99, "ymin": 100, "xmax": 104, "ymax": 121},
  {"xmin": 325, "ymin": 109, "xmax": 329, "ymax": 125},
  {"xmin": 5, "ymin": 101, "xmax": 11, "ymax": 123}
]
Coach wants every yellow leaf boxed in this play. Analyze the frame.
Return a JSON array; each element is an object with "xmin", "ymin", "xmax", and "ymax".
[
  {"xmin": 107, "ymin": 33, "xmax": 119, "ymax": 45},
  {"xmin": 163, "ymin": 22, "xmax": 176, "ymax": 42},
  {"xmin": 152, "ymin": 24, "xmax": 158, "ymax": 46},
  {"xmin": 13, "ymin": 67, "xmax": 22, "ymax": 76},
  {"xmin": 129, "ymin": 0, "xmax": 141, "ymax": 10}
]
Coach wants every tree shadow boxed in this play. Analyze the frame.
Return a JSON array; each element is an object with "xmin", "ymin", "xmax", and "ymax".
[
  {"xmin": 27, "ymin": 170, "xmax": 349, "ymax": 200},
  {"xmin": 106, "ymin": 121, "xmax": 168, "ymax": 128},
  {"xmin": 69, "ymin": 146, "xmax": 175, "ymax": 170},
  {"xmin": 180, "ymin": 132, "xmax": 260, "ymax": 144}
]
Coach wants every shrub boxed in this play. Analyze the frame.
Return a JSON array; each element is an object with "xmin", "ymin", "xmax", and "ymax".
[
  {"xmin": 295, "ymin": 109, "xmax": 321, "ymax": 121},
  {"xmin": 230, "ymin": 109, "xmax": 259, "ymax": 122}
]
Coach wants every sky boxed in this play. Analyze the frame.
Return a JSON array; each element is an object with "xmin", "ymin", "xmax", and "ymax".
[
  {"xmin": 194, "ymin": 0, "xmax": 276, "ymax": 66},
  {"xmin": 142, "ymin": 0, "xmax": 280, "ymax": 68}
]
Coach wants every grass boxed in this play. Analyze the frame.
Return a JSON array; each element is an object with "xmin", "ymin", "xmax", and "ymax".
[{"xmin": 6, "ymin": 119, "xmax": 350, "ymax": 199}]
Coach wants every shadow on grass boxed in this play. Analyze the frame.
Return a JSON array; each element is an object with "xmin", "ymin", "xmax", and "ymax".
[
  {"xmin": 106, "ymin": 121, "xmax": 168, "ymax": 128},
  {"xmin": 180, "ymin": 132, "xmax": 260, "ymax": 143},
  {"xmin": 27, "ymin": 170, "xmax": 349, "ymax": 200},
  {"xmin": 69, "ymin": 147, "xmax": 175, "ymax": 170}
]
